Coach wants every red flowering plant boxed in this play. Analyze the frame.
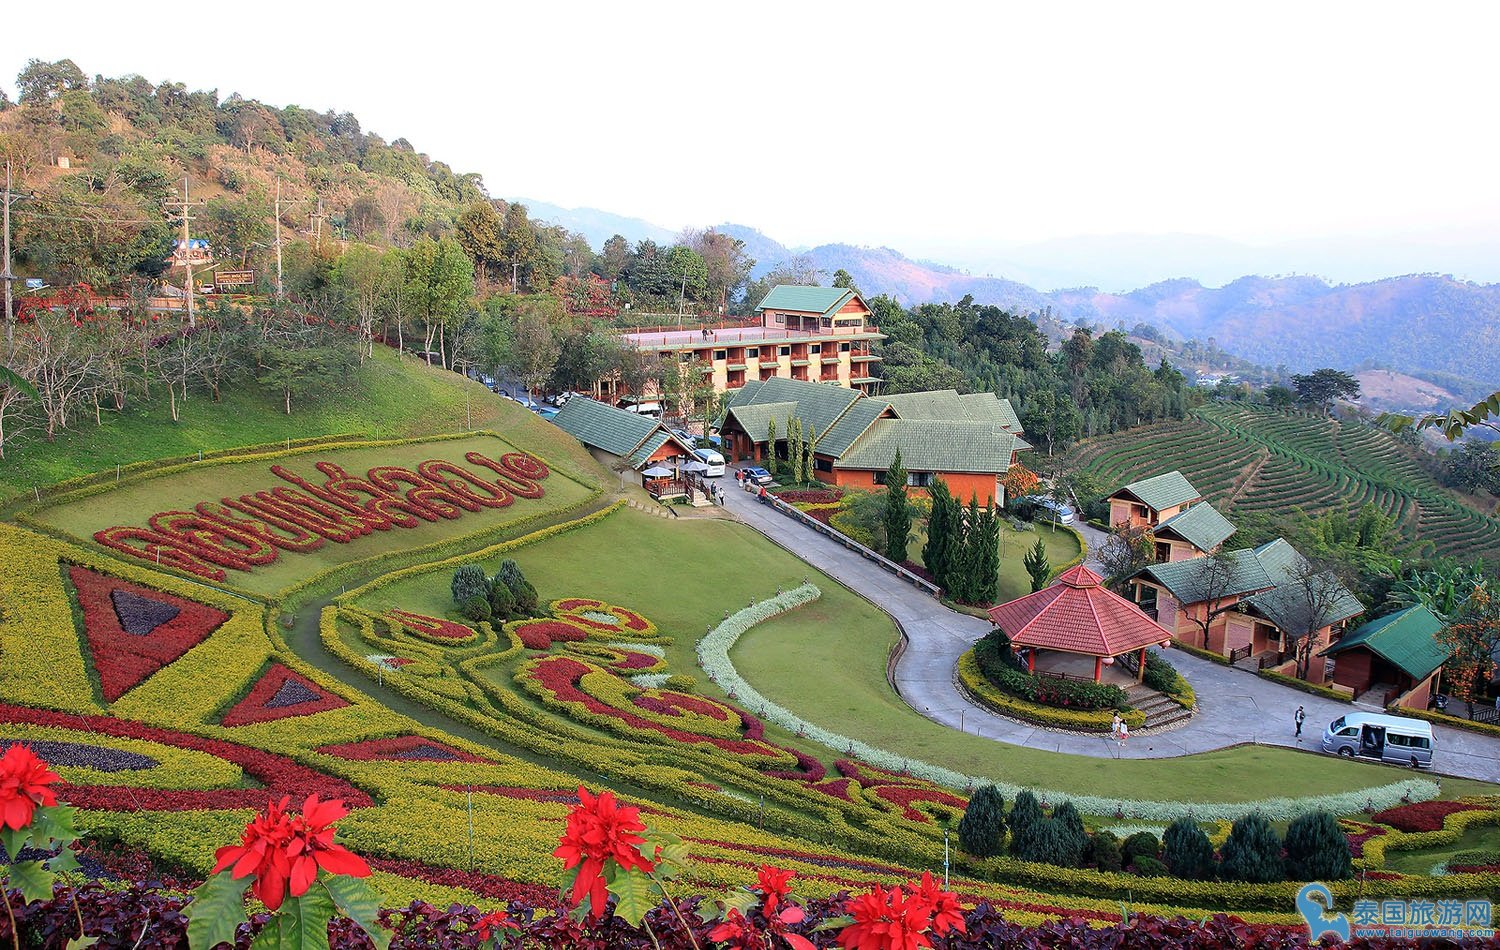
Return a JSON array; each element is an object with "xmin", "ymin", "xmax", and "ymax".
[
  {"xmin": 0, "ymin": 743, "xmax": 89, "ymax": 942},
  {"xmin": 553, "ymin": 786, "xmax": 698, "ymax": 947},
  {"xmin": 705, "ymin": 864, "xmax": 815, "ymax": 950},
  {"xmin": 824, "ymin": 873, "xmax": 965, "ymax": 950},
  {"xmin": 186, "ymin": 794, "xmax": 387, "ymax": 950}
]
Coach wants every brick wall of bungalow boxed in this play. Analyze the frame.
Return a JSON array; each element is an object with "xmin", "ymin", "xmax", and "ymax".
[
  {"xmin": 830, "ymin": 468, "xmax": 1001, "ymax": 507},
  {"xmin": 1154, "ymin": 537, "xmax": 1202, "ymax": 563},
  {"xmin": 1109, "ymin": 497, "xmax": 1192, "ymax": 529},
  {"xmin": 1328, "ymin": 649, "xmax": 1439, "ymax": 710}
]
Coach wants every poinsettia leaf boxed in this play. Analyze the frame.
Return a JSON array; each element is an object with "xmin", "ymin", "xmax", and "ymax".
[
  {"xmin": 47, "ymin": 846, "xmax": 81, "ymax": 877},
  {"xmin": 30, "ymin": 804, "xmax": 78, "ymax": 846},
  {"xmin": 65, "ymin": 937, "xmax": 98, "ymax": 950},
  {"xmin": 1, "ymin": 824, "xmax": 32, "ymax": 861},
  {"xmin": 811, "ymin": 914, "xmax": 854, "ymax": 932},
  {"xmin": 186, "ymin": 870, "xmax": 249, "ymax": 950},
  {"xmin": 783, "ymin": 934, "xmax": 816, "ymax": 950},
  {"xmin": 320, "ymin": 874, "xmax": 390, "ymax": 950},
  {"xmin": 643, "ymin": 830, "xmax": 689, "ymax": 879},
  {"xmin": 9, "ymin": 859, "xmax": 57, "ymax": 904},
  {"xmin": 278, "ymin": 890, "xmax": 338, "ymax": 950},
  {"xmin": 777, "ymin": 905, "xmax": 806, "ymax": 925},
  {"xmin": 604, "ymin": 865, "xmax": 660, "ymax": 927},
  {"xmin": 702, "ymin": 888, "xmax": 760, "ymax": 923}
]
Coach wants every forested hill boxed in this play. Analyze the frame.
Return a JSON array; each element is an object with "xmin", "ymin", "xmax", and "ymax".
[{"xmin": 0, "ymin": 59, "xmax": 592, "ymax": 293}]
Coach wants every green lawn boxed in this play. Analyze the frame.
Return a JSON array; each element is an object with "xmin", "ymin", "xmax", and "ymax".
[
  {"xmin": 909, "ymin": 519, "xmax": 1081, "ymax": 603},
  {"xmin": 0, "ymin": 347, "xmax": 607, "ymax": 502},
  {"xmin": 359, "ymin": 504, "xmax": 1495, "ymax": 806},
  {"xmin": 1382, "ymin": 821, "xmax": 1500, "ymax": 876},
  {"xmin": 31, "ymin": 433, "xmax": 597, "ymax": 596}
]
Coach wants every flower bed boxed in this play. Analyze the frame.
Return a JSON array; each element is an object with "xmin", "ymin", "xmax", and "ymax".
[
  {"xmin": 1370, "ymin": 799, "xmax": 1491, "ymax": 833},
  {"xmin": 316, "ymin": 735, "xmax": 492, "ymax": 763},
  {"xmin": 957, "ymin": 651, "xmax": 1146, "ymax": 733},
  {"xmin": 387, "ymin": 608, "xmax": 479, "ymax": 645},
  {"xmin": 219, "ymin": 661, "xmax": 351, "ymax": 726},
  {"xmin": 776, "ymin": 489, "xmax": 843, "ymax": 505}
]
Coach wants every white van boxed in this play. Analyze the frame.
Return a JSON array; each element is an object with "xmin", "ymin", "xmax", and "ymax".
[
  {"xmin": 693, "ymin": 447, "xmax": 726, "ymax": 477},
  {"xmin": 1321, "ymin": 712, "xmax": 1434, "ymax": 768}
]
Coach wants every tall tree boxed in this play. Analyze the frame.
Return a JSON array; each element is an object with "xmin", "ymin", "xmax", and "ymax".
[
  {"xmin": 1291, "ymin": 368, "xmax": 1361, "ymax": 410},
  {"xmin": 506, "ymin": 300, "xmax": 560, "ymax": 400},
  {"xmin": 1178, "ymin": 550, "xmax": 1244, "ymax": 650},
  {"xmin": 923, "ymin": 479, "xmax": 958, "ymax": 591},
  {"xmin": 455, "ymin": 201, "xmax": 505, "ymax": 284},
  {"xmin": 1439, "ymin": 585, "xmax": 1500, "ymax": 712},
  {"xmin": 331, "ymin": 245, "xmax": 395, "ymax": 362},
  {"xmin": 685, "ymin": 228, "xmax": 753, "ymax": 313},
  {"xmin": 883, "ymin": 448, "xmax": 910, "ymax": 563},
  {"xmin": 403, "ymin": 236, "xmax": 475, "ymax": 368},
  {"xmin": 1024, "ymin": 537, "xmax": 1051, "ymax": 593}
]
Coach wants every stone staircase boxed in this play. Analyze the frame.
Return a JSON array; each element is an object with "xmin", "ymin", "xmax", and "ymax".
[{"xmin": 1125, "ymin": 683, "xmax": 1193, "ymax": 731}]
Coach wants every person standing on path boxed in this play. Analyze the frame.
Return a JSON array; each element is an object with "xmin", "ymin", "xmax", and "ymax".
[
  {"xmin": 1111, "ymin": 712, "xmax": 1122, "ymax": 742},
  {"xmin": 1294, "ymin": 705, "xmax": 1306, "ymax": 739},
  {"xmin": 1117, "ymin": 720, "xmax": 1129, "ymax": 747}
]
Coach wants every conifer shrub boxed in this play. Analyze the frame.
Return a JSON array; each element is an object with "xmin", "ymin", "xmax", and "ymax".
[
  {"xmin": 1050, "ymin": 801, "xmax": 1089, "ymax": 868},
  {"xmin": 1007, "ymin": 790, "xmax": 1043, "ymax": 858},
  {"xmin": 1283, "ymin": 810, "xmax": 1353, "ymax": 881},
  {"xmin": 451, "ymin": 564, "xmax": 489, "ymax": 605},
  {"xmin": 1162, "ymin": 816, "xmax": 1216, "ymax": 880},
  {"xmin": 1133, "ymin": 855, "xmax": 1169, "ymax": 877},
  {"xmin": 512, "ymin": 579, "xmax": 541, "ymax": 616},
  {"xmin": 1088, "ymin": 830, "xmax": 1123, "ymax": 872},
  {"xmin": 488, "ymin": 578, "xmax": 517, "ymax": 618},
  {"xmin": 956, "ymin": 785, "xmax": 1007, "ymax": 858},
  {"xmin": 458, "ymin": 595, "xmax": 491, "ymax": 623},
  {"xmin": 1219, "ymin": 812, "xmax": 1284, "ymax": 883},
  {"xmin": 1121, "ymin": 831, "xmax": 1161, "ymax": 867},
  {"xmin": 496, "ymin": 560, "xmax": 525, "ymax": 595}
]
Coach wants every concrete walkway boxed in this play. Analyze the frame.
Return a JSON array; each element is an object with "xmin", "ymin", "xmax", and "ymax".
[{"xmin": 719, "ymin": 471, "xmax": 1500, "ymax": 783}]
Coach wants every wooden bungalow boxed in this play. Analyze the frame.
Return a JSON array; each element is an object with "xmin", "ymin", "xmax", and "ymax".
[{"xmin": 1322, "ymin": 605, "xmax": 1448, "ymax": 708}]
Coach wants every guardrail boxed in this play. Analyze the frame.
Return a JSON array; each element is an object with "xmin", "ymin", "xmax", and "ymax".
[{"xmin": 761, "ymin": 494, "xmax": 942, "ymax": 598}]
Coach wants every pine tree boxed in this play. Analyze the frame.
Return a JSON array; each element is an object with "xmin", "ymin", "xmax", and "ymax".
[
  {"xmin": 1024, "ymin": 537, "xmax": 1051, "ymax": 592},
  {"xmin": 805, "ymin": 425, "xmax": 817, "ymax": 483},
  {"xmin": 956, "ymin": 785, "xmax": 1006, "ymax": 858},
  {"xmin": 1162, "ymin": 816, "xmax": 1216, "ymax": 880},
  {"xmin": 1050, "ymin": 801, "xmax": 1088, "ymax": 868},
  {"xmin": 1220, "ymin": 812, "xmax": 1284, "ymax": 883},
  {"xmin": 884, "ymin": 447, "xmax": 910, "ymax": 564},
  {"xmin": 1283, "ymin": 811, "xmax": 1353, "ymax": 881},
  {"xmin": 488, "ymin": 576, "xmax": 517, "ymax": 619},
  {"xmin": 952, "ymin": 494, "xmax": 984, "ymax": 604},
  {"xmin": 978, "ymin": 501, "xmax": 1001, "ymax": 602},
  {"xmin": 765, "ymin": 418, "xmax": 776, "ymax": 472},
  {"xmin": 788, "ymin": 416, "xmax": 802, "ymax": 482},
  {"xmin": 1007, "ymin": 790, "xmax": 1043, "ymax": 858},
  {"xmin": 924, "ymin": 479, "xmax": 957, "ymax": 591},
  {"xmin": 451, "ymin": 565, "xmax": 489, "ymax": 605}
]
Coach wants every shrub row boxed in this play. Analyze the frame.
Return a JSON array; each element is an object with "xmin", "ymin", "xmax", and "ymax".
[
  {"xmin": 1255, "ymin": 669, "xmax": 1353, "ymax": 703},
  {"xmin": 957, "ymin": 652, "xmax": 1144, "ymax": 734}
]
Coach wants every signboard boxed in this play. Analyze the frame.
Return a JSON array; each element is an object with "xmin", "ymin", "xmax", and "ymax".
[
  {"xmin": 24, "ymin": 279, "xmax": 44, "ymax": 290},
  {"xmin": 168, "ymin": 238, "xmax": 213, "ymax": 267},
  {"xmin": 216, "ymin": 270, "xmax": 254, "ymax": 288}
]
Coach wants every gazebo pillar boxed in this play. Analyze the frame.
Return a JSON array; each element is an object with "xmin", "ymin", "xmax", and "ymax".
[
  {"xmin": 1093, "ymin": 656, "xmax": 1102, "ymax": 682},
  {"xmin": 1027, "ymin": 650, "xmax": 1035, "ymax": 674},
  {"xmin": 1138, "ymin": 647, "xmax": 1147, "ymax": 683}
]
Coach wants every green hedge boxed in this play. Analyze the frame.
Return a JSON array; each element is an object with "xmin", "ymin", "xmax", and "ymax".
[
  {"xmin": 1143, "ymin": 652, "xmax": 1196, "ymax": 710},
  {"xmin": 1257, "ymin": 669, "xmax": 1352, "ymax": 703},
  {"xmin": 958, "ymin": 652, "xmax": 1145, "ymax": 733},
  {"xmin": 1171, "ymin": 640, "xmax": 1232, "ymax": 666}
]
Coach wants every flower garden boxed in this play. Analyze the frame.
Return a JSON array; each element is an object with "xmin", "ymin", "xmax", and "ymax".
[{"xmin": 2, "ymin": 432, "xmax": 1500, "ymax": 946}]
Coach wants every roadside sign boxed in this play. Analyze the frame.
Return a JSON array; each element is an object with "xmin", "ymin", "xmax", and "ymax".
[
  {"xmin": 24, "ymin": 279, "xmax": 44, "ymax": 290},
  {"xmin": 216, "ymin": 270, "xmax": 254, "ymax": 287}
]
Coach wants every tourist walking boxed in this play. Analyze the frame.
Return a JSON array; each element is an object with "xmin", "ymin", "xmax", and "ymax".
[
  {"xmin": 1111, "ymin": 713, "xmax": 1122, "ymax": 742},
  {"xmin": 1117, "ymin": 721, "xmax": 1129, "ymax": 747},
  {"xmin": 1294, "ymin": 705, "xmax": 1306, "ymax": 739}
]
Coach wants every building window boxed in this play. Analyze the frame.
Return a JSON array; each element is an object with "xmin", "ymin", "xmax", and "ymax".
[
  {"xmin": 779, "ymin": 345, "xmax": 790, "ymax": 357},
  {"xmin": 908, "ymin": 472, "xmax": 933, "ymax": 488},
  {"xmin": 770, "ymin": 313, "xmax": 784, "ymax": 325},
  {"xmin": 810, "ymin": 343, "xmax": 821, "ymax": 354},
  {"xmin": 746, "ymin": 347, "xmax": 759, "ymax": 358},
  {"xmin": 840, "ymin": 341, "xmax": 851, "ymax": 352},
  {"xmin": 815, "ymin": 457, "xmax": 833, "ymax": 473},
  {"xmin": 679, "ymin": 352, "xmax": 693, "ymax": 363},
  {"xmin": 713, "ymin": 350, "xmax": 727, "ymax": 361}
]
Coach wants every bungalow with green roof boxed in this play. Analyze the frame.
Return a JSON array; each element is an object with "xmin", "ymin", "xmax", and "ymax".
[
  {"xmin": 551, "ymin": 396, "xmax": 698, "ymax": 472},
  {"xmin": 1108, "ymin": 471, "xmax": 1234, "ymax": 561},
  {"xmin": 1133, "ymin": 537, "xmax": 1364, "ymax": 682},
  {"xmin": 1322, "ymin": 605, "xmax": 1448, "ymax": 708},
  {"xmin": 717, "ymin": 377, "xmax": 1026, "ymax": 505}
]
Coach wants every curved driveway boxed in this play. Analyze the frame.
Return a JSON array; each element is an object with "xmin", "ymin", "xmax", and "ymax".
[{"xmin": 719, "ymin": 474, "xmax": 1500, "ymax": 783}]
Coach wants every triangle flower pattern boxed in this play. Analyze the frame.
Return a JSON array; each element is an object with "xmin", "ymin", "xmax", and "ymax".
[
  {"xmin": 316, "ymin": 735, "xmax": 489, "ymax": 763},
  {"xmin": 67, "ymin": 565, "xmax": 229, "ymax": 702},
  {"xmin": 220, "ymin": 662, "xmax": 351, "ymax": 726}
]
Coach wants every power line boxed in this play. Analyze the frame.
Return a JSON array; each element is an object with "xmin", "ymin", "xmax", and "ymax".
[{"xmin": 11, "ymin": 208, "xmax": 166, "ymax": 225}]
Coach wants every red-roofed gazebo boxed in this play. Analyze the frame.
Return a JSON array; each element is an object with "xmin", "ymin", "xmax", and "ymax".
[{"xmin": 986, "ymin": 565, "xmax": 1173, "ymax": 683}]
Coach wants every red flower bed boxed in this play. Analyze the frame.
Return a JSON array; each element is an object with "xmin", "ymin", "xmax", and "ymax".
[
  {"xmin": 512, "ymin": 619, "xmax": 590, "ymax": 650},
  {"xmin": 1340, "ymin": 819, "xmax": 1386, "ymax": 858},
  {"xmin": 368, "ymin": 857, "xmax": 561, "ymax": 908},
  {"xmin": 809, "ymin": 778, "xmax": 856, "ymax": 802},
  {"xmin": 866, "ymin": 785, "xmax": 968, "ymax": 825},
  {"xmin": 0, "ymin": 703, "xmax": 369, "ymax": 810},
  {"xmin": 68, "ymin": 565, "xmax": 230, "ymax": 702},
  {"xmin": 93, "ymin": 450, "xmax": 553, "ymax": 581},
  {"xmin": 776, "ymin": 489, "xmax": 842, "ymax": 504},
  {"xmin": 1449, "ymin": 863, "xmax": 1500, "ymax": 874},
  {"xmin": 220, "ymin": 662, "xmax": 351, "ymax": 726},
  {"xmin": 317, "ymin": 735, "xmax": 490, "ymax": 763},
  {"xmin": 441, "ymin": 784, "xmax": 580, "ymax": 804},
  {"xmin": 1370, "ymin": 799, "xmax": 1488, "ymax": 832},
  {"xmin": 388, "ymin": 609, "xmax": 477, "ymax": 642}
]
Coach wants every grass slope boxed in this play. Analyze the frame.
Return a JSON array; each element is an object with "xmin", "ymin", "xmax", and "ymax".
[
  {"xmin": 0, "ymin": 347, "xmax": 609, "ymax": 503},
  {"xmin": 1066, "ymin": 403, "xmax": 1500, "ymax": 563}
]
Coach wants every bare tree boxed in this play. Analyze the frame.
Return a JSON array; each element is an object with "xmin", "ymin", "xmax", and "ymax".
[
  {"xmin": 1288, "ymin": 556, "xmax": 1360, "ymax": 680},
  {"xmin": 26, "ymin": 311, "xmax": 100, "ymax": 440},
  {"xmin": 1177, "ymin": 550, "xmax": 1246, "ymax": 650},
  {"xmin": 1097, "ymin": 524, "xmax": 1156, "ymax": 592}
]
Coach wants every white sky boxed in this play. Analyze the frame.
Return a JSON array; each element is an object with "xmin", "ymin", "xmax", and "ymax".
[{"xmin": 6, "ymin": 1, "xmax": 1500, "ymax": 255}]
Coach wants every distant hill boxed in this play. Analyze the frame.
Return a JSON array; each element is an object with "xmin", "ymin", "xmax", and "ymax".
[{"xmin": 514, "ymin": 199, "xmax": 677, "ymax": 249}]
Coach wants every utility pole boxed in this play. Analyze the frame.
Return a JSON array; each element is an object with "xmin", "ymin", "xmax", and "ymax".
[
  {"xmin": 273, "ymin": 176, "xmax": 284, "ymax": 299},
  {"xmin": 308, "ymin": 197, "xmax": 324, "ymax": 250},
  {"xmin": 2, "ymin": 162, "xmax": 15, "ymax": 351},
  {"xmin": 164, "ymin": 177, "xmax": 207, "ymax": 327},
  {"xmin": 511, "ymin": 262, "xmax": 518, "ymax": 294}
]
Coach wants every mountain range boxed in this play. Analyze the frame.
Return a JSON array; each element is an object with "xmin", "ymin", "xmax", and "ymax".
[{"xmin": 517, "ymin": 201, "xmax": 1498, "ymax": 395}]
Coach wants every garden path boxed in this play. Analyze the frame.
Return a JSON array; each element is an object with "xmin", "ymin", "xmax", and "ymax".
[{"xmin": 720, "ymin": 470, "xmax": 1500, "ymax": 783}]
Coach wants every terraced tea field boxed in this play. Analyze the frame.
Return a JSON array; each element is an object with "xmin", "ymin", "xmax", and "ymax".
[{"xmin": 1068, "ymin": 403, "xmax": 1500, "ymax": 564}]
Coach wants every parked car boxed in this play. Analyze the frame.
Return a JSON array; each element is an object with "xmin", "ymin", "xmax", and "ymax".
[
  {"xmin": 1020, "ymin": 495, "xmax": 1077, "ymax": 526},
  {"xmin": 743, "ymin": 466, "xmax": 773, "ymax": 485},
  {"xmin": 693, "ymin": 448, "xmax": 726, "ymax": 477},
  {"xmin": 1321, "ymin": 712, "xmax": 1434, "ymax": 768}
]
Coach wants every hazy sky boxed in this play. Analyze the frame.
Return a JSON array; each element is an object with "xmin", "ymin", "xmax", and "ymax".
[{"xmin": 6, "ymin": 2, "xmax": 1500, "ymax": 268}]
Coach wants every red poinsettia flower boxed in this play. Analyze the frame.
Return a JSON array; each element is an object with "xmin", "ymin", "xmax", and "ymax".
[
  {"xmin": 912, "ymin": 871, "xmax": 966, "ymax": 936},
  {"xmin": 754, "ymin": 864, "xmax": 795, "ymax": 919},
  {"xmin": 552, "ymin": 786, "xmax": 655, "ymax": 920},
  {"xmin": 0, "ymin": 744, "xmax": 60, "ymax": 832},
  {"xmin": 473, "ymin": 908, "xmax": 519, "ymax": 941},
  {"xmin": 838, "ymin": 884, "xmax": 936, "ymax": 950},
  {"xmin": 212, "ymin": 795, "xmax": 368, "ymax": 911},
  {"xmin": 708, "ymin": 908, "xmax": 758, "ymax": 948}
]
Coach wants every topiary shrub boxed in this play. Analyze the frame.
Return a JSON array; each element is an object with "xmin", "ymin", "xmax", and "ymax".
[
  {"xmin": 1088, "ymin": 830, "xmax": 1123, "ymax": 872},
  {"xmin": 488, "ymin": 579, "xmax": 517, "ymax": 619},
  {"xmin": 458, "ymin": 595, "xmax": 491, "ymax": 623},
  {"xmin": 1050, "ymin": 801, "xmax": 1088, "ymax": 868},
  {"xmin": 496, "ymin": 559, "xmax": 525, "ymax": 595},
  {"xmin": 1162, "ymin": 816, "xmax": 1216, "ymax": 880},
  {"xmin": 957, "ymin": 785, "xmax": 1007, "ymax": 858},
  {"xmin": 1120, "ymin": 831, "xmax": 1160, "ymax": 867},
  {"xmin": 451, "ymin": 565, "xmax": 489, "ymax": 605},
  {"xmin": 1219, "ymin": 812, "xmax": 1284, "ymax": 883},
  {"xmin": 512, "ymin": 579, "xmax": 541, "ymax": 616},
  {"xmin": 1284, "ymin": 811, "xmax": 1353, "ymax": 881},
  {"xmin": 1132, "ymin": 855, "xmax": 1169, "ymax": 877},
  {"xmin": 1007, "ymin": 790, "xmax": 1043, "ymax": 859},
  {"xmin": 664, "ymin": 674, "xmax": 696, "ymax": 692}
]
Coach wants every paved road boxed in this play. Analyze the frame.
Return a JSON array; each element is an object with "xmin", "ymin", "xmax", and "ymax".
[{"xmin": 719, "ymin": 471, "xmax": 1500, "ymax": 783}]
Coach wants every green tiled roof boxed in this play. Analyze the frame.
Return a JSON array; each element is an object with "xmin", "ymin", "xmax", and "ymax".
[
  {"xmin": 725, "ymin": 402, "xmax": 799, "ymax": 442},
  {"xmin": 552, "ymin": 397, "xmax": 659, "ymax": 458},
  {"xmin": 1115, "ymin": 471, "xmax": 1202, "ymax": 512},
  {"xmin": 756, "ymin": 285, "xmax": 856, "ymax": 317},
  {"xmin": 735, "ymin": 376, "xmax": 862, "ymax": 436},
  {"xmin": 627, "ymin": 431, "xmax": 672, "ymax": 468},
  {"xmin": 1321, "ymin": 605, "xmax": 1448, "ymax": 681},
  {"xmin": 883, "ymin": 390, "xmax": 1022, "ymax": 432},
  {"xmin": 817, "ymin": 398, "xmax": 891, "ymax": 457},
  {"xmin": 1244, "ymin": 538, "xmax": 1364, "ymax": 632},
  {"xmin": 833, "ymin": 420, "xmax": 1018, "ymax": 474},
  {"xmin": 1155, "ymin": 502, "xmax": 1236, "ymax": 553},
  {"xmin": 1139, "ymin": 549, "xmax": 1274, "ymax": 605},
  {"xmin": 725, "ymin": 379, "xmax": 764, "ymax": 408}
]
